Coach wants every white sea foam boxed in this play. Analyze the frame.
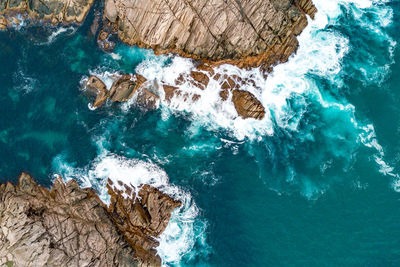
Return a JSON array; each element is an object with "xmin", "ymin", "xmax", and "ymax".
[
  {"xmin": 46, "ymin": 26, "xmax": 75, "ymax": 44},
  {"xmin": 134, "ymin": 0, "xmax": 386, "ymax": 141},
  {"xmin": 85, "ymin": 69, "xmax": 120, "ymax": 90},
  {"xmin": 110, "ymin": 52, "xmax": 122, "ymax": 60},
  {"xmin": 75, "ymin": 0, "xmax": 397, "ymax": 261},
  {"xmin": 52, "ymin": 151, "xmax": 206, "ymax": 265},
  {"xmin": 133, "ymin": 0, "xmax": 398, "ymax": 188}
]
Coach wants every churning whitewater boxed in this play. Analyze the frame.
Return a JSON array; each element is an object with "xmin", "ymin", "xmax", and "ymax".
[
  {"xmin": 64, "ymin": 0, "xmax": 398, "ymax": 263},
  {"xmin": 0, "ymin": 0, "xmax": 398, "ymax": 265}
]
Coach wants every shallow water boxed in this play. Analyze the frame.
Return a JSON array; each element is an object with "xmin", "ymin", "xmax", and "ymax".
[{"xmin": 1, "ymin": 0, "xmax": 400, "ymax": 265}]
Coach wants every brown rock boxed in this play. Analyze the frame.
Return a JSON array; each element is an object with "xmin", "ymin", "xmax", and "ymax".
[
  {"xmin": 130, "ymin": 74, "xmax": 160, "ymax": 110},
  {"xmin": 0, "ymin": 173, "xmax": 180, "ymax": 266},
  {"xmin": 109, "ymin": 75, "xmax": 135, "ymax": 102},
  {"xmin": 189, "ymin": 71, "xmax": 210, "ymax": 89},
  {"xmin": 163, "ymin": 85, "xmax": 179, "ymax": 102},
  {"xmin": 104, "ymin": 0, "xmax": 317, "ymax": 68},
  {"xmin": 231, "ymin": 89, "xmax": 265, "ymax": 120},
  {"xmin": 135, "ymin": 88, "xmax": 159, "ymax": 110},
  {"xmin": 85, "ymin": 75, "xmax": 109, "ymax": 107},
  {"xmin": 106, "ymin": 183, "xmax": 181, "ymax": 266},
  {"xmin": 98, "ymin": 29, "xmax": 108, "ymax": 41},
  {"xmin": 0, "ymin": 16, "xmax": 8, "ymax": 30}
]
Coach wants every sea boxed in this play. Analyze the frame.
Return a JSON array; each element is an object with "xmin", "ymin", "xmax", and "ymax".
[{"xmin": 0, "ymin": 0, "xmax": 399, "ymax": 265}]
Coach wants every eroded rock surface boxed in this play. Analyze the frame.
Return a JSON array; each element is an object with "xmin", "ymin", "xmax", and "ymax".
[
  {"xmin": 0, "ymin": 173, "xmax": 181, "ymax": 267},
  {"xmin": 106, "ymin": 180, "xmax": 181, "ymax": 266},
  {"xmin": 104, "ymin": 0, "xmax": 317, "ymax": 68},
  {"xmin": 0, "ymin": 0, "xmax": 94, "ymax": 26},
  {"xmin": 231, "ymin": 89, "xmax": 265, "ymax": 119},
  {"xmin": 109, "ymin": 74, "xmax": 136, "ymax": 102},
  {"xmin": 85, "ymin": 75, "xmax": 109, "ymax": 107}
]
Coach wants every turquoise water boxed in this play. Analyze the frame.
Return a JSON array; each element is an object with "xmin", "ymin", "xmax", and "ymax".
[{"xmin": 1, "ymin": 0, "xmax": 400, "ymax": 265}]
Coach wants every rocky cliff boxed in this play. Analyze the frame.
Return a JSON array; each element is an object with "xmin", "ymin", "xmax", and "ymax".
[
  {"xmin": 103, "ymin": 0, "xmax": 316, "ymax": 68},
  {"xmin": 0, "ymin": 173, "xmax": 181, "ymax": 267}
]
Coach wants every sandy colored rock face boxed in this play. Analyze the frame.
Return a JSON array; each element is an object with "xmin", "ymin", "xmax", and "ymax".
[
  {"xmin": 110, "ymin": 75, "xmax": 136, "ymax": 102},
  {"xmin": 0, "ymin": 0, "xmax": 94, "ymax": 24},
  {"xmin": 104, "ymin": 0, "xmax": 317, "ymax": 67},
  {"xmin": 0, "ymin": 173, "xmax": 181, "ymax": 267}
]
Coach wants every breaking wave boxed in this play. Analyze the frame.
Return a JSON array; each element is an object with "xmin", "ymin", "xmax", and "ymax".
[{"xmin": 51, "ymin": 150, "xmax": 208, "ymax": 265}]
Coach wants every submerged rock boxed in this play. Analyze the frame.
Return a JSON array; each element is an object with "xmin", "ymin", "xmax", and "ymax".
[{"xmin": 0, "ymin": 173, "xmax": 181, "ymax": 267}]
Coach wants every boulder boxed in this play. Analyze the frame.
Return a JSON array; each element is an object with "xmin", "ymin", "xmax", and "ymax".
[
  {"xmin": 131, "ymin": 74, "xmax": 160, "ymax": 110},
  {"xmin": 0, "ymin": 16, "xmax": 8, "ymax": 30},
  {"xmin": 232, "ymin": 89, "xmax": 265, "ymax": 120},
  {"xmin": 106, "ymin": 182, "xmax": 181, "ymax": 266},
  {"xmin": 85, "ymin": 75, "xmax": 109, "ymax": 107},
  {"xmin": 109, "ymin": 75, "xmax": 135, "ymax": 102}
]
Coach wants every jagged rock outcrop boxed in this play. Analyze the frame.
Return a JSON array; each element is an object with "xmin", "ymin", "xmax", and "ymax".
[
  {"xmin": 96, "ymin": 0, "xmax": 317, "ymax": 120},
  {"xmin": 0, "ymin": 173, "xmax": 181, "ymax": 267},
  {"xmin": 0, "ymin": 0, "xmax": 94, "ymax": 28},
  {"xmin": 103, "ymin": 0, "xmax": 317, "ymax": 68},
  {"xmin": 85, "ymin": 75, "xmax": 109, "ymax": 107},
  {"xmin": 109, "ymin": 74, "xmax": 136, "ymax": 102},
  {"xmin": 106, "ymin": 180, "xmax": 181, "ymax": 266},
  {"xmin": 231, "ymin": 89, "xmax": 265, "ymax": 119},
  {"xmin": 84, "ymin": 74, "xmax": 160, "ymax": 109}
]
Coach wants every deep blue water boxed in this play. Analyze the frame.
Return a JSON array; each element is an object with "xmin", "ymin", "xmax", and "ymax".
[{"xmin": 1, "ymin": 0, "xmax": 400, "ymax": 266}]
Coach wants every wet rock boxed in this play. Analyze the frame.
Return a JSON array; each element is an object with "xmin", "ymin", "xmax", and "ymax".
[
  {"xmin": 189, "ymin": 71, "xmax": 210, "ymax": 89},
  {"xmin": 97, "ymin": 19, "xmax": 117, "ymax": 52},
  {"xmin": 109, "ymin": 74, "xmax": 135, "ymax": 102},
  {"xmin": 0, "ymin": 173, "xmax": 180, "ymax": 267},
  {"xmin": 131, "ymin": 75, "xmax": 160, "ymax": 110},
  {"xmin": 106, "ymin": 182, "xmax": 181, "ymax": 266},
  {"xmin": 162, "ymin": 84, "xmax": 199, "ymax": 103},
  {"xmin": 98, "ymin": 29, "xmax": 109, "ymax": 41},
  {"xmin": 231, "ymin": 89, "xmax": 265, "ymax": 120},
  {"xmin": 85, "ymin": 75, "xmax": 109, "ymax": 107},
  {"xmin": 0, "ymin": 16, "xmax": 8, "ymax": 30},
  {"xmin": 135, "ymin": 88, "xmax": 159, "ymax": 110},
  {"xmin": 162, "ymin": 85, "xmax": 179, "ymax": 102},
  {"xmin": 89, "ymin": 13, "xmax": 100, "ymax": 36}
]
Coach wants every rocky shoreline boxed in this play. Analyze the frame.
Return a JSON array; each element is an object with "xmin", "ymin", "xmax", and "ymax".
[
  {"xmin": 0, "ymin": 173, "xmax": 180, "ymax": 267},
  {"xmin": 1, "ymin": 0, "xmax": 317, "ymax": 120},
  {"xmin": 0, "ymin": 1, "xmax": 317, "ymax": 265}
]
